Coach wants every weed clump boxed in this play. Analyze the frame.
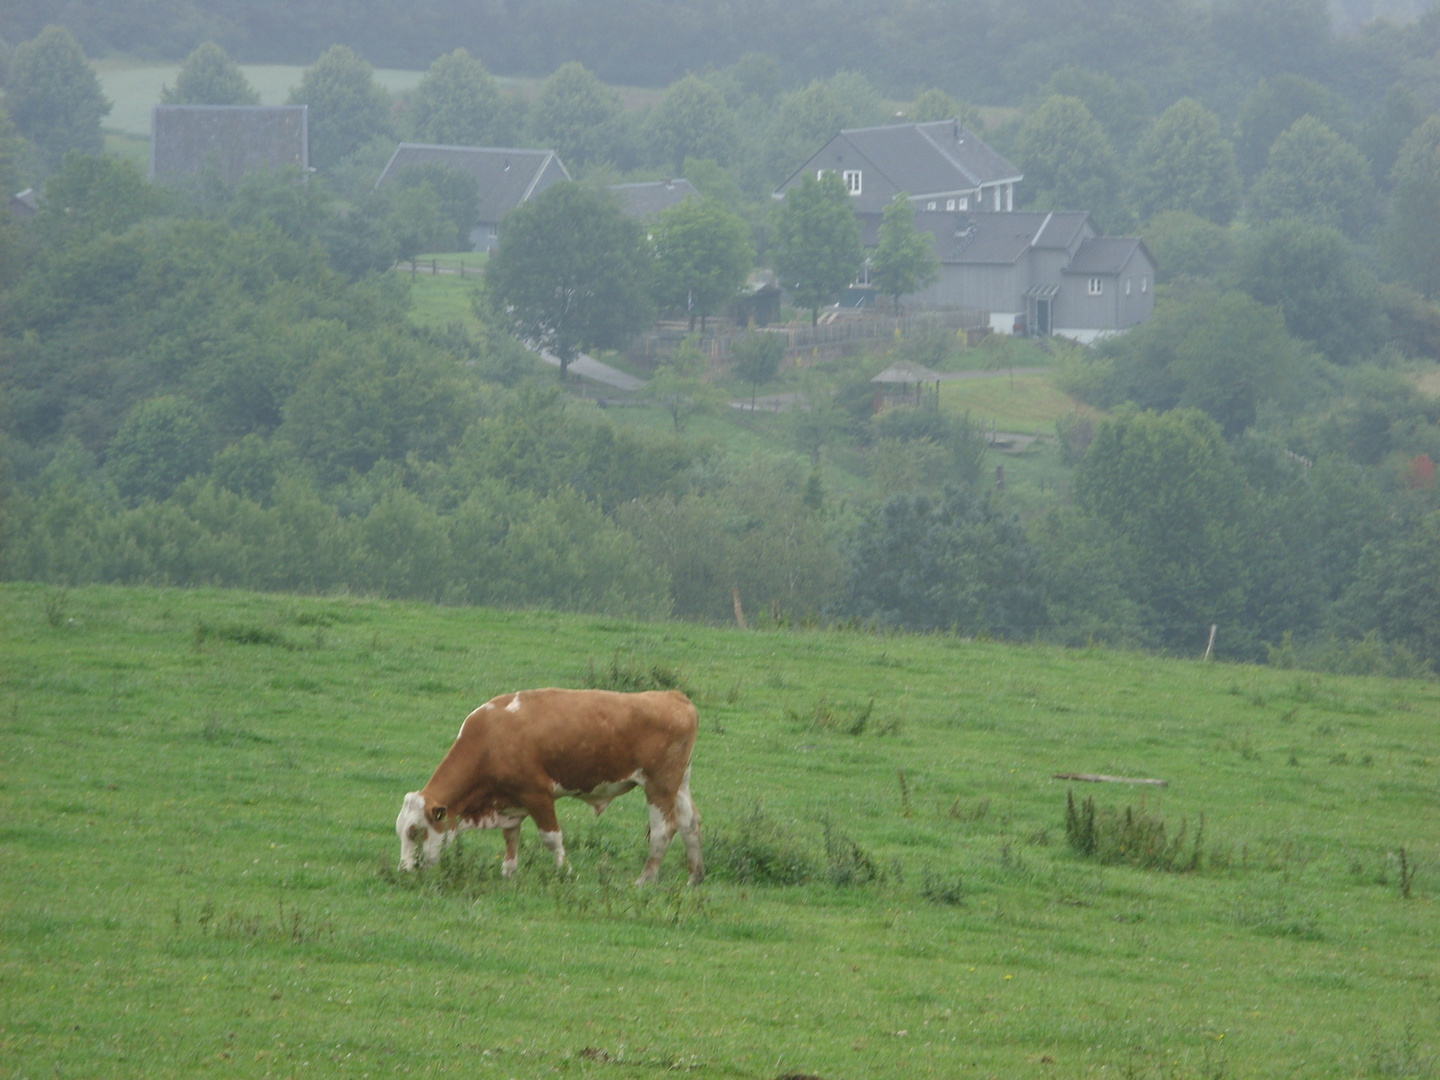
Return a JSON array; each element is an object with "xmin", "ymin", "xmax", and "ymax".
[
  {"xmin": 194, "ymin": 621, "xmax": 295, "ymax": 650},
  {"xmin": 583, "ymin": 652, "xmax": 689, "ymax": 694},
  {"xmin": 1064, "ymin": 789, "xmax": 1205, "ymax": 872},
  {"xmin": 707, "ymin": 807, "xmax": 818, "ymax": 885},
  {"xmin": 785, "ymin": 694, "xmax": 873, "ymax": 735}
]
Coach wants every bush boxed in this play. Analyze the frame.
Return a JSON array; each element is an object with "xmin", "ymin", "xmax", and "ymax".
[
  {"xmin": 706, "ymin": 807, "xmax": 818, "ymax": 885},
  {"xmin": 1064, "ymin": 790, "xmax": 1205, "ymax": 872}
]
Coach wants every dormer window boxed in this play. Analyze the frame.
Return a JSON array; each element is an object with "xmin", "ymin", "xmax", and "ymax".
[
  {"xmin": 958, "ymin": 196, "xmax": 968, "ymax": 210},
  {"xmin": 1088, "ymin": 277, "xmax": 1103, "ymax": 296},
  {"xmin": 926, "ymin": 200, "xmax": 937, "ymax": 210},
  {"xmin": 946, "ymin": 199, "xmax": 956, "ymax": 211},
  {"xmin": 842, "ymin": 170, "xmax": 862, "ymax": 194}
]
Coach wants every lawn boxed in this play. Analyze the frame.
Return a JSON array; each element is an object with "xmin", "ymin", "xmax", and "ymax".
[{"xmin": 2, "ymin": 583, "xmax": 1437, "ymax": 1078}]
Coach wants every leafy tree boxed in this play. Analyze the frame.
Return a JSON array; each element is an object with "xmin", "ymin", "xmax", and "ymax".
[
  {"xmin": 639, "ymin": 337, "xmax": 726, "ymax": 432},
  {"xmin": 1235, "ymin": 220, "xmax": 1383, "ymax": 363},
  {"xmin": 648, "ymin": 196, "xmax": 753, "ymax": 330},
  {"xmin": 1211, "ymin": 0, "xmax": 1331, "ymax": 80},
  {"xmin": 405, "ymin": 49, "xmax": 520, "ymax": 149},
  {"xmin": 1012, "ymin": 96, "xmax": 1126, "ymax": 231},
  {"xmin": 762, "ymin": 76, "xmax": 887, "ymax": 185},
  {"xmin": 772, "ymin": 170, "xmax": 863, "ymax": 326},
  {"xmin": 485, "ymin": 181, "xmax": 653, "ymax": 380},
  {"xmin": 393, "ymin": 163, "xmax": 479, "ymax": 251},
  {"xmin": 160, "ymin": 42, "xmax": 259, "ymax": 105},
  {"xmin": 287, "ymin": 45, "xmax": 391, "ymax": 170},
  {"xmin": 1141, "ymin": 210, "xmax": 1235, "ymax": 283},
  {"xmin": 869, "ymin": 194, "xmax": 939, "ymax": 311},
  {"xmin": 907, "ymin": 88, "xmax": 983, "ymax": 131},
  {"xmin": 1129, "ymin": 98, "xmax": 1240, "ymax": 225},
  {"xmin": 35, "ymin": 152, "xmax": 170, "ymax": 247},
  {"xmin": 1233, "ymin": 74, "xmax": 1352, "ymax": 177},
  {"xmin": 707, "ymin": 53, "xmax": 783, "ymax": 112},
  {"xmin": 1383, "ymin": 115, "xmax": 1440, "ymax": 300},
  {"xmin": 646, "ymin": 75, "xmax": 739, "ymax": 171},
  {"xmin": 1336, "ymin": 509, "xmax": 1440, "ymax": 672},
  {"xmin": 5, "ymin": 25, "xmax": 110, "ymax": 169},
  {"xmin": 1035, "ymin": 67, "xmax": 1151, "ymax": 155},
  {"xmin": 1073, "ymin": 407, "xmax": 1252, "ymax": 650},
  {"xmin": 1360, "ymin": 83, "xmax": 1428, "ymax": 188},
  {"xmin": 107, "ymin": 395, "xmax": 213, "ymax": 503},
  {"xmin": 846, "ymin": 485, "xmax": 1048, "ymax": 636},
  {"xmin": 730, "ymin": 331, "xmax": 786, "ymax": 410},
  {"xmin": 1248, "ymin": 117, "xmax": 1374, "ymax": 238},
  {"xmin": 529, "ymin": 62, "xmax": 629, "ymax": 169}
]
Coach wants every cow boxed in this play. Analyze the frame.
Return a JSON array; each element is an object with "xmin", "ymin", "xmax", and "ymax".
[{"xmin": 395, "ymin": 688, "xmax": 703, "ymax": 885}]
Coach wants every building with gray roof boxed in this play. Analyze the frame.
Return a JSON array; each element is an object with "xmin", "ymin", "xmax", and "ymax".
[
  {"xmin": 608, "ymin": 178, "xmax": 697, "ymax": 219},
  {"xmin": 899, "ymin": 211, "xmax": 1155, "ymax": 341},
  {"xmin": 151, "ymin": 105, "xmax": 308, "ymax": 187},
  {"xmin": 375, "ymin": 143, "xmax": 571, "ymax": 251}
]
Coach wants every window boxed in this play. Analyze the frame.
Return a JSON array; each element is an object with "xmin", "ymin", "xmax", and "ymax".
[
  {"xmin": 946, "ymin": 199, "xmax": 956, "ymax": 211},
  {"xmin": 842, "ymin": 170, "xmax": 862, "ymax": 194},
  {"xmin": 1125, "ymin": 277, "xmax": 1132, "ymax": 295},
  {"xmin": 926, "ymin": 200, "xmax": 937, "ymax": 210},
  {"xmin": 1088, "ymin": 277, "xmax": 1103, "ymax": 296},
  {"xmin": 1141, "ymin": 275, "xmax": 1149, "ymax": 293},
  {"xmin": 958, "ymin": 196, "xmax": 968, "ymax": 210}
]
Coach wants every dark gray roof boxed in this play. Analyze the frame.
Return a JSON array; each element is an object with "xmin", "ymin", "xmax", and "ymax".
[
  {"xmin": 905, "ymin": 211, "xmax": 1092, "ymax": 265},
  {"xmin": 1064, "ymin": 237, "xmax": 1146, "ymax": 274},
  {"xmin": 872, "ymin": 361, "xmax": 944, "ymax": 383},
  {"xmin": 375, "ymin": 143, "xmax": 571, "ymax": 224},
  {"xmin": 151, "ymin": 105, "xmax": 308, "ymax": 185},
  {"xmin": 609, "ymin": 178, "xmax": 698, "ymax": 218}
]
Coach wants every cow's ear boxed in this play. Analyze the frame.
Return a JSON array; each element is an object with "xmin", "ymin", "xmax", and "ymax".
[{"xmin": 431, "ymin": 806, "xmax": 447, "ymax": 823}]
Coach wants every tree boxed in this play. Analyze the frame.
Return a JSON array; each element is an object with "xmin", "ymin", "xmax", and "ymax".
[
  {"xmin": 160, "ymin": 42, "xmax": 259, "ymax": 106},
  {"xmin": 1232, "ymin": 74, "xmax": 1352, "ymax": 177},
  {"xmin": 107, "ymin": 395, "xmax": 213, "ymax": 503},
  {"xmin": 529, "ymin": 62, "xmax": 629, "ymax": 169},
  {"xmin": 35, "ymin": 152, "xmax": 170, "ymax": 247},
  {"xmin": 730, "ymin": 331, "xmax": 786, "ymax": 410},
  {"xmin": 485, "ymin": 182, "xmax": 653, "ymax": 380},
  {"xmin": 1248, "ymin": 117, "xmax": 1374, "ymax": 238},
  {"xmin": 1011, "ymin": 96, "xmax": 1126, "ymax": 231},
  {"xmin": 869, "ymin": 194, "xmax": 939, "ymax": 311},
  {"xmin": 645, "ymin": 75, "xmax": 738, "ymax": 172},
  {"xmin": 1129, "ymin": 98, "xmax": 1240, "ymax": 225},
  {"xmin": 1035, "ymin": 67, "xmax": 1151, "ymax": 156},
  {"xmin": 1383, "ymin": 115, "xmax": 1440, "ymax": 300},
  {"xmin": 1141, "ymin": 210, "xmax": 1235, "ymax": 283},
  {"xmin": 405, "ymin": 49, "xmax": 520, "ymax": 149},
  {"xmin": 392, "ymin": 163, "xmax": 479, "ymax": 251},
  {"xmin": 772, "ymin": 170, "xmax": 863, "ymax": 326},
  {"xmin": 287, "ymin": 45, "xmax": 391, "ymax": 170},
  {"xmin": 1235, "ymin": 220, "xmax": 1383, "ymax": 363},
  {"xmin": 640, "ymin": 336, "xmax": 726, "ymax": 432},
  {"xmin": 907, "ymin": 88, "xmax": 983, "ymax": 131},
  {"xmin": 648, "ymin": 196, "xmax": 753, "ymax": 330},
  {"xmin": 846, "ymin": 485, "xmax": 1048, "ymax": 636},
  {"xmin": 5, "ymin": 25, "xmax": 111, "ymax": 169}
]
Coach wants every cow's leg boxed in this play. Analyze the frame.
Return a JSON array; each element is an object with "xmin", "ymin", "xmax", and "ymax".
[
  {"xmin": 501, "ymin": 824, "xmax": 521, "ymax": 879},
  {"xmin": 522, "ymin": 794, "xmax": 569, "ymax": 873},
  {"xmin": 675, "ymin": 773, "xmax": 704, "ymax": 886},
  {"xmin": 637, "ymin": 797, "xmax": 678, "ymax": 886}
]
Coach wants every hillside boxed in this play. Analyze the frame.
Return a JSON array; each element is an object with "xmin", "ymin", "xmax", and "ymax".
[{"xmin": 2, "ymin": 582, "xmax": 1436, "ymax": 1078}]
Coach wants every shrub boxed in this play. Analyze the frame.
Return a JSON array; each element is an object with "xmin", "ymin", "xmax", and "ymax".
[{"xmin": 1064, "ymin": 790, "xmax": 1205, "ymax": 872}]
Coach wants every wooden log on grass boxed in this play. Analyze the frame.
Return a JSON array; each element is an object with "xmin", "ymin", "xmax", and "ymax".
[{"xmin": 1053, "ymin": 772, "xmax": 1168, "ymax": 787}]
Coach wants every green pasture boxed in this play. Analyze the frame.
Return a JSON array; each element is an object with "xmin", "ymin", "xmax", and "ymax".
[
  {"xmin": 941, "ymin": 375, "xmax": 1101, "ymax": 438},
  {"xmin": 2, "ymin": 583, "xmax": 1437, "ymax": 1078}
]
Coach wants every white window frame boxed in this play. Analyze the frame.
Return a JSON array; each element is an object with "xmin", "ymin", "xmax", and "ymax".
[
  {"xmin": 958, "ymin": 196, "xmax": 968, "ymax": 210},
  {"xmin": 842, "ymin": 170, "xmax": 862, "ymax": 195},
  {"xmin": 1125, "ymin": 277, "xmax": 1132, "ymax": 295},
  {"xmin": 946, "ymin": 198, "xmax": 956, "ymax": 211},
  {"xmin": 1088, "ymin": 277, "xmax": 1104, "ymax": 296},
  {"xmin": 1141, "ymin": 275, "xmax": 1149, "ymax": 293},
  {"xmin": 926, "ymin": 200, "xmax": 937, "ymax": 210}
]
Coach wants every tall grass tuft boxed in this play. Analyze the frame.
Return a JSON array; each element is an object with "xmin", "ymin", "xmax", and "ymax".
[
  {"xmin": 1064, "ymin": 789, "xmax": 1205, "ymax": 872},
  {"xmin": 583, "ymin": 652, "xmax": 689, "ymax": 694}
]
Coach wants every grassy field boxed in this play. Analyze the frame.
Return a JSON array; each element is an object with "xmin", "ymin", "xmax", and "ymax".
[{"xmin": 2, "ymin": 582, "xmax": 1437, "ymax": 1079}]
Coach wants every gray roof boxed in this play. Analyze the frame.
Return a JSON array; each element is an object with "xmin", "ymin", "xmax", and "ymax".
[
  {"xmin": 151, "ymin": 105, "xmax": 308, "ymax": 185},
  {"xmin": 905, "ymin": 210, "xmax": 1093, "ymax": 265},
  {"xmin": 872, "ymin": 361, "xmax": 944, "ymax": 383},
  {"xmin": 375, "ymin": 143, "xmax": 571, "ymax": 224},
  {"xmin": 1064, "ymin": 237, "xmax": 1147, "ymax": 274},
  {"xmin": 609, "ymin": 178, "xmax": 698, "ymax": 218}
]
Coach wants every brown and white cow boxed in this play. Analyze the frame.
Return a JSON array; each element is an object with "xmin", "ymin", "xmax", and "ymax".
[{"xmin": 395, "ymin": 688, "xmax": 703, "ymax": 885}]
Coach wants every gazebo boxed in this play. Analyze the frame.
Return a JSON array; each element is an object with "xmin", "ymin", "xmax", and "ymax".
[{"xmin": 871, "ymin": 360, "xmax": 944, "ymax": 407}]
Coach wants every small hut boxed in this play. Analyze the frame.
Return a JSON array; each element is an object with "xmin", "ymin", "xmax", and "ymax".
[{"xmin": 871, "ymin": 360, "xmax": 943, "ymax": 407}]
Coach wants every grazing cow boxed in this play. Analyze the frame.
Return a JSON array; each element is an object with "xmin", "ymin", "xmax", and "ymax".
[{"xmin": 395, "ymin": 688, "xmax": 703, "ymax": 885}]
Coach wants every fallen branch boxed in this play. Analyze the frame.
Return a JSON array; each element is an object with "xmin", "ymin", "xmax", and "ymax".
[{"xmin": 1053, "ymin": 773, "xmax": 1168, "ymax": 787}]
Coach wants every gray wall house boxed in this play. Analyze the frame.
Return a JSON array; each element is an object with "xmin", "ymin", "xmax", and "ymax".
[
  {"xmin": 776, "ymin": 120, "xmax": 1022, "ymax": 215},
  {"xmin": 375, "ymin": 143, "xmax": 571, "ymax": 251},
  {"xmin": 151, "ymin": 105, "xmax": 308, "ymax": 186},
  {"xmin": 893, "ymin": 211, "xmax": 1155, "ymax": 342}
]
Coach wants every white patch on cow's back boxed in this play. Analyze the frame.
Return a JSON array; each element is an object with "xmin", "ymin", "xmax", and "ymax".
[{"xmin": 505, "ymin": 692, "xmax": 522, "ymax": 713}]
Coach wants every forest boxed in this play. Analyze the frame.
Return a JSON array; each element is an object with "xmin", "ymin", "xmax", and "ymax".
[{"xmin": 3, "ymin": 2, "xmax": 1440, "ymax": 675}]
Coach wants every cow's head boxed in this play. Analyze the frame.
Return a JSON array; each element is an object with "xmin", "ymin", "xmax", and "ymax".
[{"xmin": 395, "ymin": 791, "xmax": 449, "ymax": 869}]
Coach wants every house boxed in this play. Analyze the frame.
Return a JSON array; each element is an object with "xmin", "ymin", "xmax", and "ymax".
[
  {"xmin": 151, "ymin": 105, "xmax": 309, "ymax": 186},
  {"xmin": 10, "ymin": 188, "xmax": 39, "ymax": 219},
  {"xmin": 375, "ymin": 143, "xmax": 571, "ymax": 251},
  {"xmin": 776, "ymin": 120, "xmax": 1022, "ymax": 217},
  {"xmin": 608, "ymin": 178, "xmax": 697, "ymax": 219},
  {"xmin": 895, "ymin": 210, "xmax": 1156, "ymax": 342}
]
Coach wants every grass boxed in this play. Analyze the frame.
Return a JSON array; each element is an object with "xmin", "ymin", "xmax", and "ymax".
[
  {"xmin": 2, "ymin": 582, "xmax": 1437, "ymax": 1078},
  {"xmin": 400, "ymin": 268, "xmax": 488, "ymax": 331},
  {"xmin": 941, "ymin": 373, "xmax": 1103, "ymax": 437}
]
